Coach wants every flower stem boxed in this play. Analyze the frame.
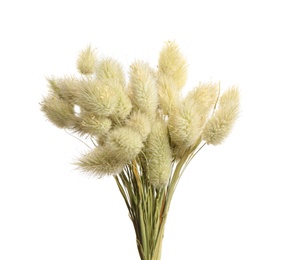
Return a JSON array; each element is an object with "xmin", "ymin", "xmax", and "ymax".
[{"xmin": 115, "ymin": 139, "xmax": 205, "ymax": 260}]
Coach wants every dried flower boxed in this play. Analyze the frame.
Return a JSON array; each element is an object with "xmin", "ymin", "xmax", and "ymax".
[
  {"xmin": 41, "ymin": 42, "xmax": 240, "ymax": 260},
  {"xmin": 183, "ymin": 82, "xmax": 219, "ymax": 127},
  {"xmin": 158, "ymin": 41, "xmax": 188, "ymax": 90},
  {"xmin": 77, "ymin": 79, "xmax": 118, "ymax": 117},
  {"xmin": 129, "ymin": 61, "xmax": 159, "ymax": 117},
  {"xmin": 41, "ymin": 94, "xmax": 77, "ymax": 129},
  {"xmin": 111, "ymin": 83, "xmax": 133, "ymax": 121},
  {"xmin": 168, "ymin": 101, "xmax": 201, "ymax": 152},
  {"xmin": 47, "ymin": 76, "xmax": 80, "ymax": 104},
  {"xmin": 145, "ymin": 118, "xmax": 172, "ymax": 188},
  {"xmin": 77, "ymin": 146, "xmax": 125, "ymax": 176},
  {"xmin": 106, "ymin": 126, "xmax": 144, "ymax": 162},
  {"xmin": 157, "ymin": 72, "xmax": 181, "ymax": 116},
  {"xmin": 202, "ymin": 87, "xmax": 239, "ymax": 145},
  {"xmin": 125, "ymin": 110, "xmax": 151, "ymax": 142},
  {"xmin": 78, "ymin": 112, "xmax": 112, "ymax": 137},
  {"xmin": 96, "ymin": 57, "xmax": 126, "ymax": 86},
  {"xmin": 77, "ymin": 45, "xmax": 96, "ymax": 75}
]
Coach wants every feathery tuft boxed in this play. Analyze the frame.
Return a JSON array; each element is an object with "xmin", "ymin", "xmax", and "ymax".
[
  {"xmin": 145, "ymin": 118, "xmax": 172, "ymax": 188},
  {"xmin": 129, "ymin": 61, "xmax": 159, "ymax": 118},
  {"xmin": 111, "ymin": 83, "xmax": 133, "ymax": 121},
  {"xmin": 157, "ymin": 72, "xmax": 181, "ymax": 116},
  {"xmin": 106, "ymin": 127, "xmax": 144, "ymax": 162},
  {"xmin": 168, "ymin": 101, "xmax": 201, "ymax": 150},
  {"xmin": 77, "ymin": 45, "xmax": 96, "ymax": 75},
  {"xmin": 158, "ymin": 41, "xmax": 188, "ymax": 90},
  {"xmin": 96, "ymin": 57, "xmax": 126, "ymax": 86},
  {"xmin": 47, "ymin": 76, "xmax": 80, "ymax": 104},
  {"xmin": 125, "ymin": 111, "xmax": 151, "ymax": 141},
  {"xmin": 202, "ymin": 87, "xmax": 239, "ymax": 145},
  {"xmin": 77, "ymin": 146, "xmax": 125, "ymax": 176},
  {"xmin": 183, "ymin": 82, "xmax": 219, "ymax": 127},
  {"xmin": 77, "ymin": 112, "xmax": 112, "ymax": 137},
  {"xmin": 41, "ymin": 94, "xmax": 77, "ymax": 129},
  {"xmin": 77, "ymin": 79, "xmax": 118, "ymax": 116}
]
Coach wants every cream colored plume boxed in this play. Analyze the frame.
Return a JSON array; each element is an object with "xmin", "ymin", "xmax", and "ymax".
[
  {"xmin": 129, "ymin": 61, "xmax": 159, "ymax": 117},
  {"xmin": 47, "ymin": 77, "xmax": 80, "ymax": 104},
  {"xmin": 77, "ymin": 146, "xmax": 125, "ymax": 176},
  {"xmin": 144, "ymin": 118, "xmax": 172, "ymax": 188},
  {"xmin": 78, "ymin": 112, "xmax": 112, "ymax": 137},
  {"xmin": 125, "ymin": 111, "xmax": 151, "ymax": 142},
  {"xmin": 168, "ymin": 101, "xmax": 201, "ymax": 153},
  {"xmin": 105, "ymin": 127, "xmax": 144, "ymax": 162},
  {"xmin": 96, "ymin": 57, "xmax": 126, "ymax": 86},
  {"xmin": 77, "ymin": 45, "xmax": 96, "ymax": 75},
  {"xmin": 202, "ymin": 87, "xmax": 239, "ymax": 145},
  {"xmin": 158, "ymin": 41, "xmax": 188, "ymax": 90},
  {"xmin": 157, "ymin": 72, "xmax": 181, "ymax": 116},
  {"xmin": 111, "ymin": 83, "xmax": 133, "ymax": 121},
  {"xmin": 183, "ymin": 82, "xmax": 219, "ymax": 127},
  {"xmin": 41, "ymin": 94, "xmax": 77, "ymax": 129},
  {"xmin": 77, "ymin": 78, "xmax": 118, "ymax": 117}
]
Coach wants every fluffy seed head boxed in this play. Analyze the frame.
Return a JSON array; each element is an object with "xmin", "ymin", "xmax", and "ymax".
[
  {"xmin": 77, "ymin": 146, "xmax": 125, "ymax": 176},
  {"xmin": 168, "ymin": 102, "xmax": 201, "ymax": 152},
  {"xmin": 202, "ymin": 87, "xmax": 239, "ymax": 145},
  {"xmin": 77, "ymin": 79, "xmax": 118, "ymax": 116},
  {"xmin": 144, "ymin": 118, "xmax": 172, "ymax": 188},
  {"xmin": 219, "ymin": 86, "xmax": 239, "ymax": 109},
  {"xmin": 125, "ymin": 111, "xmax": 151, "ymax": 141},
  {"xmin": 41, "ymin": 94, "xmax": 77, "ymax": 129},
  {"xmin": 77, "ymin": 112, "xmax": 112, "ymax": 137},
  {"xmin": 129, "ymin": 61, "xmax": 159, "ymax": 117},
  {"xmin": 183, "ymin": 82, "xmax": 219, "ymax": 127},
  {"xmin": 96, "ymin": 57, "xmax": 126, "ymax": 86},
  {"xmin": 47, "ymin": 77, "xmax": 80, "ymax": 104},
  {"xmin": 77, "ymin": 45, "xmax": 96, "ymax": 75},
  {"xmin": 111, "ymin": 83, "xmax": 133, "ymax": 121},
  {"xmin": 158, "ymin": 41, "xmax": 188, "ymax": 90},
  {"xmin": 106, "ymin": 127, "xmax": 144, "ymax": 162},
  {"xmin": 157, "ymin": 72, "xmax": 181, "ymax": 116}
]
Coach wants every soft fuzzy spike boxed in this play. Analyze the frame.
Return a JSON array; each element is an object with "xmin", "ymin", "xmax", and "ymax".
[
  {"xmin": 77, "ymin": 45, "xmax": 96, "ymax": 75},
  {"xmin": 202, "ymin": 87, "xmax": 239, "ymax": 145},
  {"xmin": 158, "ymin": 41, "xmax": 188, "ymax": 90},
  {"xmin": 129, "ymin": 61, "xmax": 159, "ymax": 118},
  {"xmin": 145, "ymin": 118, "xmax": 172, "ymax": 188}
]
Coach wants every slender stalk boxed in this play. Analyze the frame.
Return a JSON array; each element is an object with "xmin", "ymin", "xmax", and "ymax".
[{"xmin": 115, "ymin": 139, "xmax": 206, "ymax": 260}]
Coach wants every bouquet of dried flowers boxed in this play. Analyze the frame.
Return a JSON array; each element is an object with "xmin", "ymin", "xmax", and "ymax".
[{"xmin": 41, "ymin": 41, "xmax": 239, "ymax": 260}]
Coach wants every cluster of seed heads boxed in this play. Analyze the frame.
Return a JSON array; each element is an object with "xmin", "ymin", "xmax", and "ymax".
[{"xmin": 41, "ymin": 41, "xmax": 239, "ymax": 188}]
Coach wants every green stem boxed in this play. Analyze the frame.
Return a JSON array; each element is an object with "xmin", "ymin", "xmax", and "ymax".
[{"xmin": 115, "ymin": 140, "xmax": 205, "ymax": 260}]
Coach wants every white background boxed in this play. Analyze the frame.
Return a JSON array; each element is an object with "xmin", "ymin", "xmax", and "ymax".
[{"xmin": 1, "ymin": 0, "xmax": 283, "ymax": 259}]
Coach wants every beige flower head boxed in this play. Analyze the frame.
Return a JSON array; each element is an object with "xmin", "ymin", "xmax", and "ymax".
[
  {"xmin": 157, "ymin": 72, "xmax": 181, "ymax": 116},
  {"xmin": 105, "ymin": 127, "xmax": 144, "ymax": 162},
  {"xmin": 202, "ymin": 87, "xmax": 240, "ymax": 145},
  {"xmin": 129, "ymin": 61, "xmax": 159, "ymax": 118},
  {"xmin": 168, "ymin": 101, "xmax": 201, "ymax": 152},
  {"xmin": 41, "ymin": 94, "xmax": 77, "ymax": 129},
  {"xmin": 144, "ymin": 118, "xmax": 172, "ymax": 188},
  {"xmin": 77, "ymin": 45, "xmax": 96, "ymax": 75},
  {"xmin": 96, "ymin": 57, "xmax": 126, "ymax": 86},
  {"xmin": 77, "ymin": 79, "xmax": 118, "ymax": 117},
  {"xmin": 125, "ymin": 111, "xmax": 151, "ymax": 142},
  {"xmin": 78, "ymin": 112, "xmax": 112, "ymax": 137},
  {"xmin": 158, "ymin": 41, "xmax": 188, "ymax": 90},
  {"xmin": 77, "ymin": 146, "xmax": 125, "ymax": 176}
]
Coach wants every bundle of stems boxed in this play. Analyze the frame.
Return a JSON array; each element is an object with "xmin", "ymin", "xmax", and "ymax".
[
  {"xmin": 41, "ymin": 41, "xmax": 239, "ymax": 260},
  {"xmin": 115, "ymin": 140, "xmax": 203, "ymax": 260}
]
